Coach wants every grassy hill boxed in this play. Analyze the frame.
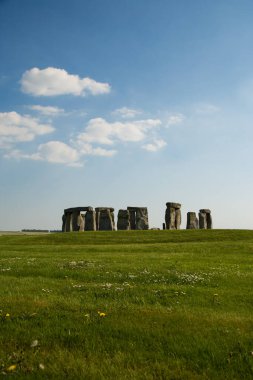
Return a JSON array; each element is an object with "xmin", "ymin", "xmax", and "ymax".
[{"xmin": 0, "ymin": 230, "xmax": 253, "ymax": 379}]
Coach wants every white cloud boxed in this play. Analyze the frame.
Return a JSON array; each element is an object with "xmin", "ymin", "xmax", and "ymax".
[
  {"xmin": 5, "ymin": 141, "xmax": 83, "ymax": 167},
  {"xmin": 77, "ymin": 141, "xmax": 117, "ymax": 157},
  {"xmin": 142, "ymin": 139, "xmax": 167, "ymax": 152},
  {"xmin": 28, "ymin": 105, "xmax": 64, "ymax": 116},
  {"xmin": 77, "ymin": 117, "xmax": 161, "ymax": 145},
  {"xmin": 5, "ymin": 139, "xmax": 117, "ymax": 166},
  {"xmin": 0, "ymin": 111, "xmax": 54, "ymax": 147},
  {"xmin": 21, "ymin": 67, "xmax": 111, "ymax": 97},
  {"xmin": 112, "ymin": 107, "xmax": 142, "ymax": 119},
  {"xmin": 37, "ymin": 141, "xmax": 81, "ymax": 165},
  {"xmin": 167, "ymin": 113, "xmax": 184, "ymax": 126}
]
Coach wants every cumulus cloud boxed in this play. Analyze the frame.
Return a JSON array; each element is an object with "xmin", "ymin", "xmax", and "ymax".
[
  {"xmin": 0, "ymin": 111, "xmax": 54, "ymax": 147},
  {"xmin": 21, "ymin": 67, "xmax": 111, "ymax": 97},
  {"xmin": 112, "ymin": 107, "xmax": 142, "ymax": 119},
  {"xmin": 77, "ymin": 117, "xmax": 161, "ymax": 145},
  {"xmin": 5, "ymin": 139, "xmax": 117, "ymax": 167},
  {"xmin": 142, "ymin": 139, "xmax": 167, "ymax": 152},
  {"xmin": 37, "ymin": 141, "xmax": 80, "ymax": 164},
  {"xmin": 27, "ymin": 105, "xmax": 64, "ymax": 116},
  {"xmin": 167, "ymin": 113, "xmax": 184, "ymax": 126},
  {"xmin": 5, "ymin": 141, "xmax": 82, "ymax": 167},
  {"xmin": 77, "ymin": 141, "xmax": 117, "ymax": 157}
]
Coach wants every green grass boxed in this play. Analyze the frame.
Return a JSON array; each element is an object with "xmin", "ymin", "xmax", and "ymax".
[{"xmin": 0, "ymin": 229, "xmax": 253, "ymax": 379}]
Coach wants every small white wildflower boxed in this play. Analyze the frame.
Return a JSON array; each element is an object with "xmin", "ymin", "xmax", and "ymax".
[{"xmin": 30, "ymin": 339, "xmax": 39, "ymax": 348}]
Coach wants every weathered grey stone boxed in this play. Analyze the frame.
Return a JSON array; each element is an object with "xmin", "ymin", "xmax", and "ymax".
[
  {"xmin": 117, "ymin": 209, "xmax": 130, "ymax": 230},
  {"xmin": 165, "ymin": 202, "xmax": 182, "ymax": 230},
  {"xmin": 99, "ymin": 209, "xmax": 114, "ymax": 231},
  {"xmin": 165, "ymin": 207, "xmax": 176, "ymax": 229},
  {"xmin": 85, "ymin": 211, "xmax": 96, "ymax": 231},
  {"xmin": 65, "ymin": 212, "xmax": 72, "ymax": 232},
  {"xmin": 127, "ymin": 207, "xmax": 136, "ymax": 230},
  {"xmin": 186, "ymin": 212, "xmax": 198, "ymax": 229},
  {"xmin": 136, "ymin": 207, "xmax": 149, "ymax": 230},
  {"xmin": 71, "ymin": 211, "xmax": 81, "ymax": 231},
  {"xmin": 64, "ymin": 206, "xmax": 93, "ymax": 213},
  {"xmin": 127, "ymin": 207, "xmax": 149, "ymax": 230},
  {"xmin": 207, "ymin": 213, "xmax": 212, "ymax": 229},
  {"xmin": 198, "ymin": 209, "xmax": 212, "ymax": 229},
  {"xmin": 199, "ymin": 212, "xmax": 207, "ymax": 229},
  {"xmin": 95, "ymin": 207, "xmax": 114, "ymax": 212},
  {"xmin": 62, "ymin": 214, "xmax": 66, "ymax": 232},
  {"xmin": 166, "ymin": 202, "xmax": 181, "ymax": 209},
  {"xmin": 111, "ymin": 211, "xmax": 115, "ymax": 230},
  {"xmin": 175, "ymin": 208, "xmax": 182, "ymax": 230}
]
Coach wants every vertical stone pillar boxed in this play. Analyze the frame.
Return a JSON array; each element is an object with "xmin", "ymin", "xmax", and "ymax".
[
  {"xmin": 199, "ymin": 209, "xmax": 212, "ymax": 229},
  {"xmin": 85, "ymin": 211, "xmax": 96, "ymax": 231},
  {"xmin": 175, "ymin": 209, "xmax": 182, "ymax": 230},
  {"xmin": 117, "ymin": 210, "xmax": 130, "ymax": 230},
  {"xmin": 136, "ymin": 207, "xmax": 149, "ymax": 230},
  {"xmin": 111, "ymin": 211, "xmax": 116, "ymax": 230},
  {"xmin": 165, "ymin": 203, "xmax": 181, "ymax": 230},
  {"xmin": 186, "ymin": 212, "xmax": 198, "ymax": 229},
  {"xmin": 95, "ymin": 208, "xmax": 114, "ymax": 231},
  {"xmin": 65, "ymin": 212, "xmax": 72, "ymax": 232},
  {"xmin": 62, "ymin": 214, "xmax": 66, "ymax": 232},
  {"xmin": 96, "ymin": 210, "xmax": 100, "ymax": 231},
  {"xmin": 207, "ymin": 213, "xmax": 212, "ymax": 229},
  {"xmin": 72, "ymin": 211, "xmax": 81, "ymax": 231},
  {"xmin": 127, "ymin": 207, "xmax": 136, "ymax": 230}
]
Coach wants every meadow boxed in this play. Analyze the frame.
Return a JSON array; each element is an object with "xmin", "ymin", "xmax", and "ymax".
[{"xmin": 0, "ymin": 230, "xmax": 253, "ymax": 379}]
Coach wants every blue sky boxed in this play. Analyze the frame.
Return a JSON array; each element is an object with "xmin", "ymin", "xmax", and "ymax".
[{"xmin": 0, "ymin": 0, "xmax": 253, "ymax": 230}]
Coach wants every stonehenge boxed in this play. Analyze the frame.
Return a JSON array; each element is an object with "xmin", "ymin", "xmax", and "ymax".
[
  {"xmin": 62, "ymin": 206, "xmax": 149, "ymax": 231},
  {"xmin": 117, "ymin": 210, "xmax": 130, "ymax": 230},
  {"xmin": 199, "ymin": 209, "xmax": 212, "ymax": 229},
  {"xmin": 186, "ymin": 212, "xmax": 199, "ymax": 229},
  {"xmin": 62, "ymin": 207, "xmax": 93, "ymax": 232},
  {"xmin": 127, "ymin": 207, "xmax": 149, "ymax": 230},
  {"xmin": 95, "ymin": 207, "xmax": 115, "ymax": 231},
  {"xmin": 165, "ymin": 202, "xmax": 181, "ymax": 229},
  {"xmin": 62, "ymin": 203, "xmax": 212, "ymax": 232}
]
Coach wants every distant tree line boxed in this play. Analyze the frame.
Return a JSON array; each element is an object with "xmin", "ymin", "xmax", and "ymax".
[{"xmin": 21, "ymin": 229, "xmax": 62, "ymax": 233}]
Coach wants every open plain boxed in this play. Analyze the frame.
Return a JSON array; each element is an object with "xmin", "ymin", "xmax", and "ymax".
[{"xmin": 0, "ymin": 230, "xmax": 253, "ymax": 379}]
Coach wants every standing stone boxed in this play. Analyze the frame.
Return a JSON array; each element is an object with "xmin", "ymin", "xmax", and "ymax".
[
  {"xmin": 199, "ymin": 212, "xmax": 207, "ymax": 229},
  {"xmin": 127, "ymin": 207, "xmax": 149, "ymax": 230},
  {"xmin": 117, "ymin": 210, "xmax": 130, "ymax": 230},
  {"xmin": 175, "ymin": 209, "xmax": 182, "ymax": 230},
  {"xmin": 165, "ymin": 207, "xmax": 176, "ymax": 229},
  {"xmin": 111, "ymin": 211, "xmax": 116, "ymax": 230},
  {"xmin": 96, "ymin": 211, "xmax": 100, "ymax": 231},
  {"xmin": 85, "ymin": 211, "xmax": 96, "ymax": 231},
  {"xmin": 165, "ymin": 203, "xmax": 181, "ymax": 230},
  {"xmin": 62, "ymin": 214, "xmax": 66, "ymax": 232},
  {"xmin": 71, "ymin": 211, "xmax": 83, "ymax": 231},
  {"xmin": 65, "ymin": 212, "xmax": 72, "ymax": 232},
  {"xmin": 62, "ymin": 207, "xmax": 93, "ymax": 232},
  {"xmin": 186, "ymin": 212, "xmax": 198, "ymax": 229},
  {"xmin": 207, "ymin": 213, "xmax": 212, "ymax": 229},
  {"xmin": 199, "ymin": 209, "xmax": 212, "ymax": 229},
  {"xmin": 136, "ymin": 207, "xmax": 149, "ymax": 230},
  {"xmin": 127, "ymin": 207, "xmax": 137, "ymax": 230},
  {"xmin": 95, "ymin": 208, "xmax": 115, "ymax": 231},
  {"xmin": 99, "ymin": 209, "xmax": 113, "ymax": 230}
]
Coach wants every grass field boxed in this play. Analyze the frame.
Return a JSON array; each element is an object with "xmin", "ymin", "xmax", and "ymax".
[{"xmin": 0, "ymin": 230, "xmax": 253, "ymax": 379}]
